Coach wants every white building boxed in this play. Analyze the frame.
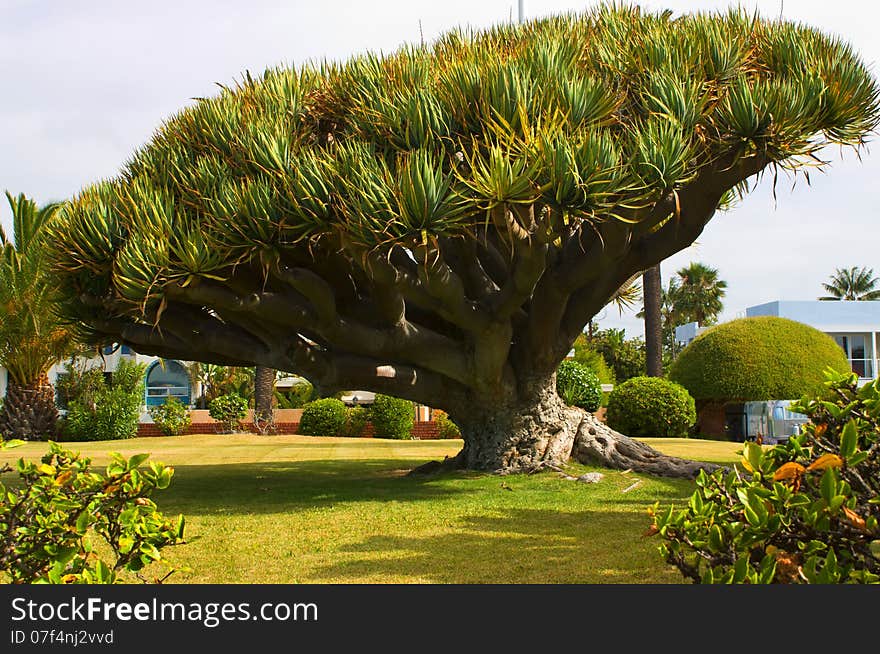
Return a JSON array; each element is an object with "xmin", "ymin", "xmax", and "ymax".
[
  {"xmin": 675, "ymin": 300, "xmax": 880, "ymax": 384},
  {"xmin": 0, "ymin": 346, "xmax": 193, "ymax": 419}
]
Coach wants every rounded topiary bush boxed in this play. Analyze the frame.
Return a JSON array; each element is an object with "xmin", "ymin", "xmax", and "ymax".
[
  {"xmin": 606, "ymin": 376, "xmax": 696, "ymax": 438},
  {"xmin": 668, "ymin": 316, "xmax": 850, "ymax": 403},
  {"xmin": 556, "ymin": 360, "xmax": 602, "ymax": 411},
  {"xmin": 299, "ymin": 398, "xmax": 347, "ymax": 436},
  {"xmin": 370, "ymin": 394, "xmax": 414, "ymax": 439}
]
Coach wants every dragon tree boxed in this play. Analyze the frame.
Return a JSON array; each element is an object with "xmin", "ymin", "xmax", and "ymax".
[{"xmin": 47, "ymin": 5, "xmax": 880, "ymax": 474}]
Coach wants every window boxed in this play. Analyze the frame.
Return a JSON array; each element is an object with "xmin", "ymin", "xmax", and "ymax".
[{"xmin": 145, "ymin": 360, "xmax": 191, "ymax": 407}]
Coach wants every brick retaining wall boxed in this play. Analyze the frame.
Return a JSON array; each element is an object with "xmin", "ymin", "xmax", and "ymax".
[{"xmin": 137, "ymin": 419, "xmax": 443, "ymax": 439}]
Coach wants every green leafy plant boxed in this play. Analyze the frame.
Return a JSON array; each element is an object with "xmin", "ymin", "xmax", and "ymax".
[
  {"xmin": 299, "ymin": 398, "xmax": 347, "ymax": 436},
  {"xmin": 651, "ymin": 370, "xmax": 880, "ymax": 584},
  {"xmin": 606, "ymin": 376, "xmax": 696, "ymax": 438},
  {"xmin": 556, "ymin": 360, "xmax": 602, "ymax": 411},
  {"xmin": 589, "ymin": 328, "xmax": 647, "ymax": 383},
  {"xmin": 61, "ymin": 359, "xmax": 147, "ymax": 442},
  {"xmin": 208, "ymin": 393, "xmax": 248, "ymax": 433},
  {"xmin": 571, "ymin": 334, "xmax": 615, "ymax": 386},
  {"xmin": 434, "ymin": 409, "xmax": 462, "ymax": 439},
  {"xmin": 55, "ymin": 360, "xmax": 105, "ymax": 411},
  {"xmin": 370, "ymin": 394, "xmax": 414, "ymax": 440},
  {"xmin": 274, "ymin": 380, "xmax": 314, "ymax": 409},
  {"xmin": 0, "ymin": 438, "xmax": 185, "ymax": 584},
  {"xmin": 339, "ymin": 406, "xmax": 370, "ymax": 438},
  {"xmin": 148, "ymin": 397, "xmax": 192, "ymax": 436}
]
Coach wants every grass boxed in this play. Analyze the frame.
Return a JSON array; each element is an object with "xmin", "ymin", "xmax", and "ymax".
[{"xmin": 0, "ymin": 434, "xmax": 744, "ymax": 584}]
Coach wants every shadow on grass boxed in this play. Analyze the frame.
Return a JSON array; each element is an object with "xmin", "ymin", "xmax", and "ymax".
[
  {"xmin": 309, "ymin": 507, "xmax": 683, "ymax": 584},
  {"xmin": 160, "ymin": 458, "xmax": 479, "ymax": 515}
]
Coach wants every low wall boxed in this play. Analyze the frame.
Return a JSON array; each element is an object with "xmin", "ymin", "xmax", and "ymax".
[
  {"xmin": 137, "ymin": 416, "xmax": 443, "ymax": 439},
  {"xmin": 695, "ymin": 401, "xmax": 727, "ymax": 438},
  {"xmin": 187, "ymin": 408, "xmax": 303, "ymax": 424}
]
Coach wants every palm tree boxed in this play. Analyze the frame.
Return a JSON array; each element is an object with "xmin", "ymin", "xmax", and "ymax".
[
  {"xmin": 641, "ymin": 265, "xmax": 663, "ymax": 376},
  {"xmin": 672, "ymin": 262, "xmax": 727, "ymax": 327},
  {"xmin": 253, "ymin": 366, "xmax": 277, "ymax": 433},
  {"xmin": 0, "ymin": 192, "xmax": 77, "ymax": 439},
  {"xmin": 818, "ymin": 266, "xmax": 880, "ymax": 301},
  {"xmin": 638, "ymin": 277, "xmax": 682, "ymax": 363}
]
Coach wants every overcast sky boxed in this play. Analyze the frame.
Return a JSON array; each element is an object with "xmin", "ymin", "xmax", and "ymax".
[{"xmin": 1, "ymin": 0, "xmax": 878, "ymax": 338}]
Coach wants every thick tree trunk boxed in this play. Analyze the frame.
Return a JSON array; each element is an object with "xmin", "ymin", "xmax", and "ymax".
[
  {"xmin": 452, "ymin": 381, "xmax": 583, "ymax": 472},
  {"xmin": 0, "ymin": 373, "xmax": 58, "ymax": 441},
  {"xmin": 643, "ymin": 264, "xmax": 664, "ymax": 377},
  {"xmin": 253, "ymin": 366, "xmax": 276, "ymax": 434},
  {"xmin": 440, "ymin": 378, "xmax": 719, "ymax": 478}
]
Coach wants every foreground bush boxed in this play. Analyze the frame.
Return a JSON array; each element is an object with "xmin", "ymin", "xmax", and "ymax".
[
  {"xmin": 556, "ymin": 360, "xmax": 602, "ymax": 411},
  {"xmin": 148, "ymin": 397, "xmax": 192, "ymax": 436},
  {"xmin": 652, "ymin": 371, "xmax": 880, "ymax": 584},
  {"xmin": 299, "ymin": 398, "xmax": 347, "ymax": 436},
  {"xmin": 370, "ymin": 394, "xmax": 414, "ymax": 440},
  {"xmin": 208, "ymin": 393, "xmax": 248, "ymax": 433},
  {"xmin": 606, "ymin": 376, "xmax": 695, "ymax": 438},
  {"xmin": 0, "ymin": 438, "xmax": 185, "ymax": 583}
]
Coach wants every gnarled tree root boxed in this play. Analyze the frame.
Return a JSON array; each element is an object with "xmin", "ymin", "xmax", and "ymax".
[
  {"xmin": 410, "ymin": 410, "xmax": 722, "ymax": 479},
  {"xmin": 569, "ymin": 413, "xmax": 721, "ymax": 479}
]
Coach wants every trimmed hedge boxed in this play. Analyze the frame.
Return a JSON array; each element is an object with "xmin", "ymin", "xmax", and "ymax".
[
  {"xmin": 668, "ymin": 316, "xmax": 850, "ymax": 402},
  {"xmin": 299, "ymin": 398, "xmax": 347, "ymax": 436},
  {"xmin": 370, "ymin": 394, "xmax": 414, "ymax": 439},
  {"xmin": 556, "ymin": 360, "xmax": 602, "ymax": 411},
  {"xmin": 606, "ymin": 376, "xmax": 696, "ymax": 438}
]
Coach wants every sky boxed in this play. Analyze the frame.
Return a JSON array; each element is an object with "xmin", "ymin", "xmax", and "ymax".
[{"xmin": 1, "ymin": 0, "xmax": 878, "ymax": 339}]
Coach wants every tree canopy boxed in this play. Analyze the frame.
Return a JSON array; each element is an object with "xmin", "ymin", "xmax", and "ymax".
[{"xmin": 43, "ymin": 5, "xmax": 880, "ymax": 471}]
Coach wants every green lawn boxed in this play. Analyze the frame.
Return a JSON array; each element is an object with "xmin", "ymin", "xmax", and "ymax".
[{"xmin": 0, "ymin": 434, "xmax": 744, "ymax": 584}]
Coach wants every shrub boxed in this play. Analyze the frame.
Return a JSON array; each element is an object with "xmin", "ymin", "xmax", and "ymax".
[
  {"xmin": 571, "ymin": 335, "xmax": 616, "ymax": 386},
  {"xmin": 61, "ymin": 359, "xmax": 146, "ymax": 441},
  {"xmin": 0, "ymin": 438, "xmax": 185, "ymax": 583},
  {"xmin": 339, "ymin": 406, "xmax": 370, "ymax": 437},
  {"xmin": 590, "ymin": 328, "xmax": 646, "ymax": 383},
  {"xmin": 91, "ymin": 385, "xmax": 143, "ymax": 440},
  {"xmin": 556, "ymin": 360, "xmax": 603, "ymax": 411},
  {"xmin": 148, "ymin": 397, "xmax": 192, "ymax": 436},
  {"xmin": 55, "ymin": 362, "xmax": 105, "ymax": 410},
  {"xmin": 668, "ymin": 316, "xmax": 850, "ymax": 404},
  {"xmin": 652, "ymin": 370, "xmax": 880, "ymax": 584},
  {"xmin": 606, "ymin": 376, "xmax": 696, "ymax": 438},
  {"xmin": 434, "ymin": 409, "xmax": 462, "ymax": 439},
  {"xmin": 299, "ymin": 398, "xmax": 347, "ymax": 436},
  {"xmin": 370, "ymin": 394, "xmax": 414, "ymax": 440},
  {"xmin": 208, "ymin": 393, "xmax": 248, "ymax": 433}
]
